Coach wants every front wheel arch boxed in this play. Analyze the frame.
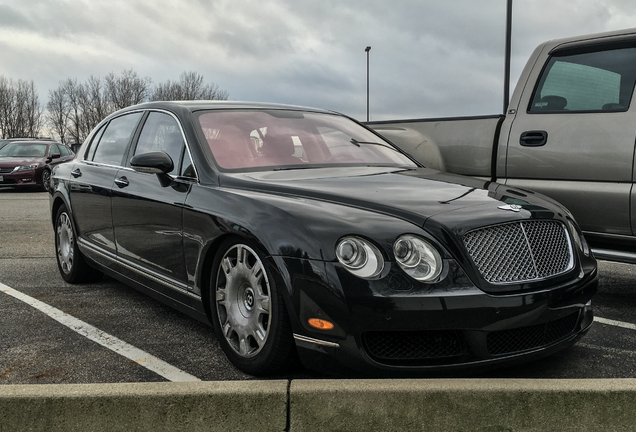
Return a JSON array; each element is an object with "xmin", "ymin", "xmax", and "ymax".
[{"xmin": 208, "ymin": 236, "xmax": 295, "ymax": 375}]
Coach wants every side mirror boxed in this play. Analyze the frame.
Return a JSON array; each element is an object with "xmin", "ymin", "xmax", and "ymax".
[
  {"xmin": 130, "ymin": 152, "xmax": 175, "ymax": 187},
  {"xmin": 130, "ymin": 152, "xmax": 174, "ymax": 174},
  {"xmin": 49, "ymin": 152, "xmax": 61, "ymax": 161}
]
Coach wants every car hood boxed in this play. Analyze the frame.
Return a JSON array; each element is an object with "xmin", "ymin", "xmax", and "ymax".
[
  {"xmin": 0, "ymin": 157, "xmax": 42, "ymax": 168},
  {"xmin": 220, "ymin": 166, "xmax": 563, "ymax": 228}
]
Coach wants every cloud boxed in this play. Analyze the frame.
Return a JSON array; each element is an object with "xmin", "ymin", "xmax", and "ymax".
[{"xmin": 0, "ymin": 0, "xmax": 634, "ymax": 121}]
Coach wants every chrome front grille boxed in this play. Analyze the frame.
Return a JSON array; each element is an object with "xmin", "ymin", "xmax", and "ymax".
[
  {"xmin": 463, "ymin": 220, "xmax": 573, "ymax": 284},
  {"xmin": 0, "ymin": 167, "xmax": 15, "ymax": 174}
]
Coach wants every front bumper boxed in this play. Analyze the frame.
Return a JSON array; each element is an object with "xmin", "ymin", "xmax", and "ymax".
[
  {"xmin": 283, "ymin": 257, "xmax": 598, "ymax": 376},
  {"xmin": 0, "ymin": 169, "xmax": 41, "ymax": 188}
]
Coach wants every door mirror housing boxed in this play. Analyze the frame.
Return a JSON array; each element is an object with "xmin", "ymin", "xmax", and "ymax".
[{"xmin": 130, "ymin": 152, "xmax": 174, "ymax": 174}]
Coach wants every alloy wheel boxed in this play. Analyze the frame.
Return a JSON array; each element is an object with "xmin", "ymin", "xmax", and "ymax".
[
  {"xmin": 215, "ymin": 244, "xmax": 272, "ymax": 358},
  {"xmin": 56, "ymin": 212, "xmax": 74, "ymax": 274}
]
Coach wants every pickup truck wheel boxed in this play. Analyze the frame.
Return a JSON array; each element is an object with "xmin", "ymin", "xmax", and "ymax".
[
  {"xmin": 55, "ymin": 205, "xmax": 103, "ymax": 283},
  {"xmin": 209, "ymin": 238, "xmax": 294, "ymax": 375}
]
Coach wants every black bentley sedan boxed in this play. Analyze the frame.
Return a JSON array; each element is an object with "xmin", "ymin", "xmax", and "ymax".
[{"xmin": 49, "ymin": 101, "xmax": 597, "ymax": 376}]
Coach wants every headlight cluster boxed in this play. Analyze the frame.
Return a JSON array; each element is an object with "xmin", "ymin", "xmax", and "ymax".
[
  {"xmin": 335, "ymin": 236, "xmax": 384, "ymax": 278},
  {"xmin": 335, "ymin": 234, "xmax": 444, "ymax": 282},
  {"xmin": 15, "ymin": 163, "xmax": 40, "ymax": 171},
  {"xmin": 393, "ymin": 235, "xmax": 443, "ymax": 281}
]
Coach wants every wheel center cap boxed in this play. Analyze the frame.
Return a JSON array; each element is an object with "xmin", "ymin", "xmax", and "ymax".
[{"xmin": 244, "ymin": 288, "xmax": 255, "ymax": 311}]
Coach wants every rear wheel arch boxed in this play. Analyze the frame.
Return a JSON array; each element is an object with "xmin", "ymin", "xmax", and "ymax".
[{"xmin": 50, "ymin": 196, "xmax": 67, "ymax": 228}]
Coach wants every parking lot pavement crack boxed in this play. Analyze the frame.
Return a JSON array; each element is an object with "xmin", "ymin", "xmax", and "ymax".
[{"xmin": 285, "ymin": 379, "xmax": 292, "ymax": 432}]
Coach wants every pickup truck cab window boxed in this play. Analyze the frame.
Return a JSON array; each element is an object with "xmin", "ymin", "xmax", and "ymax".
[{"xmin": 530, "ymin": 46, "xmax": 636, "ymax": 113}]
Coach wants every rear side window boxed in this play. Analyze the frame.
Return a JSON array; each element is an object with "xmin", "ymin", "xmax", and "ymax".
[
  {"xmin": 529, "ymin": 46, "xmax": 636, "ymax": 113},
  {"xmin": 91, "ymin": 112, "xmax": 143, "ymax": 165}
]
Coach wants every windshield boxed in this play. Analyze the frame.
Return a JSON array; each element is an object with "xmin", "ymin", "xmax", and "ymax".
[
  {"xmin": 195, "ymin": 110, "xmax": 417, "ymax": 170},
  {"xmin": 0, "ymin": 143, "xmax": 48, "ymax": 158}
]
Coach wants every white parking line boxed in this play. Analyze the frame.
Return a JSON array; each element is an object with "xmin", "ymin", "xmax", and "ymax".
[
  {"xmin": 0, "ymin": 282, "xmax": 200, "ymax": 382},
  {"xmin": 595, "ymin": 316, "xmax": 636, "ymax": 331}
]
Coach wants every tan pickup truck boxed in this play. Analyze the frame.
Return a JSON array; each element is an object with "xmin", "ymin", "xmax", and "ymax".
[{"xmin": 369, "ymin": 28, "xmax": 636, "ymax": 264}]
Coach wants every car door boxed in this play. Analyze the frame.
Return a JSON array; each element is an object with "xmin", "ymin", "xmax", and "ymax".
[
  {"xmin": 504, "ymin": 42, "xmax": 636, "ymax": 236},
  {"xmin": 111, "ymin": 111, "xmax": 193, "ymax": 304},
  {"xmin": 47, "ymin": 144, "xmax": 74, "ymax": 169},
  {"xmin": 68, "ymin": 111, "xmax": 144, "ymax": 271}
]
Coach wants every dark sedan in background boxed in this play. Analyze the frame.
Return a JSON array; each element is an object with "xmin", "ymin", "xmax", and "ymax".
[
  {"xmin": 0, "ymin": 140, "xmax": 74, "ymax": 191},
  {"xmin": 49, "ymin": 101, "xmax": 597, "ymax": 376}
]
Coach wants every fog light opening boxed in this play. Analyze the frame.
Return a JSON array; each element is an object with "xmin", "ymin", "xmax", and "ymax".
[{"xmin": 308, "ymin": 318, "xmax": 334, "ymax": 330}]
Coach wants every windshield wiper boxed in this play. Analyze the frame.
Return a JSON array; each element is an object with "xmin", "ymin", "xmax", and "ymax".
[
  {"xmin": 272, "ymin": 165, "xmax": 325, "ymax": 171},
  {"xmin": 350, "ymin": 138, "xmax": 400, "ymax": 151}
]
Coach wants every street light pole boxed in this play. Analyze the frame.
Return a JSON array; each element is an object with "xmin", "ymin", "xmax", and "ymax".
[
  {"xmin": 365, "ymin": 46, "xmax": 371, "ymax": 122},
  {"xmin": 504, "ymin": 0, "xmax": 512, "ymax": 114}
]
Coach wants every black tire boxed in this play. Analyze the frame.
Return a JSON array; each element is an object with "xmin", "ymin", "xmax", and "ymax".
[
  {"xmin": 209, "ymin": 237, "xmax": 294, "ymax": 375},
  {"xmin": 40, "ymin": 169, "xmax": 51, "ymax": 192},
  {"xmin": 54, "ymin": 205, "xmax": 103, "ymax": 283}
]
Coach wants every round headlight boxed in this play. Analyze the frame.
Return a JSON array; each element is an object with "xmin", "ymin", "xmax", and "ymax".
[
  {"xmin": 393, "ymin": 235, "xmax": 443, "ymax": 282},
  {"xmin": 336, "ymin": 236, "xmax": 384, "ymax": 278}
]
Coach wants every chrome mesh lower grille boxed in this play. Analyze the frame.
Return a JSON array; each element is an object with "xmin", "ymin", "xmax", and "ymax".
[{"xmin": 463, "ymin": 220, "xmax": 573, "ymax": 284}]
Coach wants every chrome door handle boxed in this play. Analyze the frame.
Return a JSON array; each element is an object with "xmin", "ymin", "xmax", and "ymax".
[
  {"xmin": 71, "ymin": 168, "xmax": 82, "ymax": 178},
  {"xmin": 114, "ymin": 176, "xmax": 129, "ymax": 188}
]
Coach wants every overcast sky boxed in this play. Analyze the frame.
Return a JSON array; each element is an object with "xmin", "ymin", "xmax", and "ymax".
[{"xmin": 1, "ymin": 0, "xmax": 635, "ymax": 122}]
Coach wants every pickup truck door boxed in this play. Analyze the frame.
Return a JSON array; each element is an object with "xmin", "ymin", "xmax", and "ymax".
[{"xmin": 503, "ymin": 43, "xmax": 636, "ymax": 236}]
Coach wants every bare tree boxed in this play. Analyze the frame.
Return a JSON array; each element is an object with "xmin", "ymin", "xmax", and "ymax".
[
  {"xmin": 105, "ymin": 69, "xmax": 152, "ymax": 110},
  {"xmin": 46, "ymin": 88, "xmax": 68, "ymax": 144},
  {"xmin": 151, "ymin": 71, "xmax": 229, "ymax": 101},
  {"xmin": 0, "ymin": 76, "xmax": 43, "ymax": 138},
  {"xmin": 43, "ymin": 70, "xmax": 228, "ymax": 143}
]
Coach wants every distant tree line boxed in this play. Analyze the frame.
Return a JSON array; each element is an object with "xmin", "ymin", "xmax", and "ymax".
[
  {"xmin": 0, "ymin": 77, "xmax": 43, "ymax": 139},
  {"xmin": 0, "ymin": 70, "xmax": 229, "ymax": 143}
]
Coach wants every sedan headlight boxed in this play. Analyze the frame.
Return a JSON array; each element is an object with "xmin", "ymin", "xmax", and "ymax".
[
  {"xmin": 393, "ymin": 235, "xmax": 443, "ymax": 282},
  {"xmin": 15, "ymin": 163, "xmax": 40, "ymax": 171},
  {"xmin": 336, "ymin": 236, "xmax": 384, "ymax": 278}
]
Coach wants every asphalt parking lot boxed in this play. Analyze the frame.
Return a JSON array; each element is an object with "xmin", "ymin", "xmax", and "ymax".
[{"xmin": 1, "ymin": 188, "xmax": 636, "ymax": 384}]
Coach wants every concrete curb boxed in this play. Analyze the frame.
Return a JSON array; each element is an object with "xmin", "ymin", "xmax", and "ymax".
[{"xmin": 2, "ymin": 379, "xmax": 636, "ymax": 431}]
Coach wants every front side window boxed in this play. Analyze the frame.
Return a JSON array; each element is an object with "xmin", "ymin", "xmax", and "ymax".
[
  {"xmin": 59, "ymin": 145, "xmax": 72, "ymax": 156},
  {"xmin": 530, "ymin": 46, "xmax": 636, "ymax": 113},
  {"xmin": 133, "ymin": 112, "xmax": 184, "ymax": 175},
  {"xmin": 196, "ymin": 110, "xmax": 416, "ymax": 171},
  {"xmin": 91, "ymin": 112, "xmax": 143, "ymax": 165}
]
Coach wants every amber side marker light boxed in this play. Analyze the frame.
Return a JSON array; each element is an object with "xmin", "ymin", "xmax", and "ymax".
[{"xmin": 308, "ymin": 318, "xmax": 334, "ymax": 330}]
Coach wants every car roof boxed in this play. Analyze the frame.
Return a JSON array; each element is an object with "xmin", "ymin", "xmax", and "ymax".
[
  {"xmin": 2, "ymin": 140, "xmax": 61, "ymax": 146},
  {"xmin": 126, "ymin": 100, "xmax": 339, "ymax": 115}
]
